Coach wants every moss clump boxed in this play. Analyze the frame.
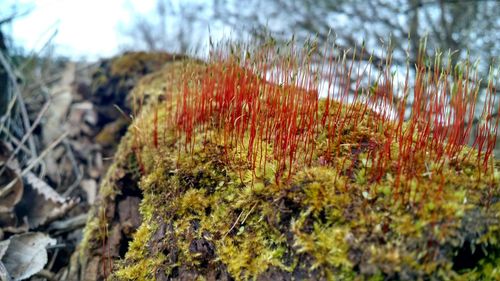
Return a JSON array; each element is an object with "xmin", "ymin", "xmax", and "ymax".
[
  {"xmin": 90, "ymin": 51, "xmax": 186, "ymax": 125},
  {"xmin": 83, "ymin": 56, "xmax": 500, "ymax": 280}
]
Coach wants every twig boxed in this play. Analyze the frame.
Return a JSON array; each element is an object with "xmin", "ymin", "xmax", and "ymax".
[
  {"xmin": 240, "ymin": 202, "xmax": 258, "ymax": 225},
  {"xmin": 46, "ymin": 243, "xmax": 68, "ymax": 250},
  {"xmin": 0, "ymin": 57, "xmax": 17, "ymax": 136},
  {"xmin": 47, "ymin": 248, "xmax": 59, "ymax": 271},
  {"xmin": 0, "ymin": 50, "xmax": 38, "ymax": 159},
  {"xmin": 0, "ymin": 132, "xmax": 68, "ymax": 197},
  {"xmin": 49, "ymin": 213, "xmax": 88, "ymax": 233},
  {"xmin": 0, "ymin": 92, "xmax": 17, "ymax": 132},
  {"xmin": 19, "ymin": 27, "xmax": 59, "ymax": 72},
  {"xmin": 0, "ymin": 126, "xmax": 33, "ymax": 156},
  {"xmin": 114, "ymin": 104, "xmax": 133, "ymax": 122},
  {"xmin": 222, "ymin": 203, "xmax": 258, "ymax": 240},
  {"xmin": 62, "ymin": 139, "xmax": 83, "ymax": 197},
  {"xmin": 0, "ymin": 6, "xmax": 34, "ymax": 25},
  {"xmin": 222, "ymin": 209, "xmax": 244, "ymax": 240},
  {"xmin": 0, "ymin": 100, "xmax": 50, "ymax": 177},
  {"xmin": 35, "ymin": 269, "xmax": 56, "ymax": 281},
  {"xmin": 26, "ymin": 62, "xmax": 99, "ymax": 93}
]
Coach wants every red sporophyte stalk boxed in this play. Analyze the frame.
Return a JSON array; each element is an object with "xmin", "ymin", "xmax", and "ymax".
[
  {"xmin": 153, "ymin": 108, "xmax": 159, "ymax": 149},
  {"xmin": 146, "ymin": 39, "xmax": 499, "ymax": 203}
]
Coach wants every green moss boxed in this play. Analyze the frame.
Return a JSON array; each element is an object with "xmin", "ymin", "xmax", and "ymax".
[
  {"xmin": 82, "ymin": 55, "xmax": 500, "ymax": 280},
  {"xmin": 110, "ymin": 52, "xmax": 182, "ymax": 77},
  {"xmin": 112, "ymin": 192, "xmax": 163, "ymax": 281},
  {"xmin": 78, "ymin": 60, "xmax": 198, "ymax": 280},
  {"xmin": 292, "ymin": 211, "xmax": 352, "ymax": 270},
  {"xmin": 78, "ymin": 131, "xmax": 138, "ymax": 276}
]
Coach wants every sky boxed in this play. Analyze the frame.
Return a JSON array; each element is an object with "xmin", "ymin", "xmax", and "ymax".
[
  {"xmin": 2, "ymin": 0, "xmax": 236, "ymax": 61},
  {"xmin": 2, "ymin": 0, "xmax": 160, "ymax": 60}
]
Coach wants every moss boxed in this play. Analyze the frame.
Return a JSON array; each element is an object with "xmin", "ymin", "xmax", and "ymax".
[
  {"xmin": 79, "ymin": 213, "xmax": 100, "ymax": 261},
  {"xmin": 82, "ymin": 55, "xmax": 500, "ymax": 280},
  {"xmin": 292, "ymin": 212, "xmax": 352, "ymax": 270},
  {"xmin": 94, "ymin": 117, "xmax": 130, "ymax": 147},
  {"xmin": 109, "ymin": 52, "xmax": 184, "ymax": 77},
  {"xmin": 78, "ymin": 131, "xmax": 136, "ymax": 273},
  {"xmin": 112, "ymin": 192, "xmax": 163, "ymax": 281}
]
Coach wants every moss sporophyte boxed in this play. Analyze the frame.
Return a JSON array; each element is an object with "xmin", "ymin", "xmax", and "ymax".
[{"xmin": 87, "ymin": 40, "xmax": 500, "ymax": 280}]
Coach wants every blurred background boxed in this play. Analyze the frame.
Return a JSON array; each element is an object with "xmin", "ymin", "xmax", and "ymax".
[{"xmin": 2, "ymin": 0, "xmax": 499, "ymax": 65}]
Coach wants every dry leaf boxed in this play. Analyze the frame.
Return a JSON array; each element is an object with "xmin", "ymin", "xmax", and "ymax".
[
  {"xmin": 0, "ymin": 165, "xmax": 23, "ymax": 230},
  {"xmin": 0, "ymin": 167, "xmax": 23, "ymax": 213},
  {"xmin": 16, "ymin": 172, "xmax": 77, "ymax": 228},
  {"xmin": 80, "ymin": 179, "xmax": 97, "ymax": 204},
  {"xmin": 0, "ymin": 232, "xmax": 56, "ymax": 281},
  {"xmin": 43, "ymin": 63, "xmax": 75, "ymax": 146},
  {"xmin": 0, "ymin": 261, "xmax": 10, "ymax": 281},
  {"xmin": 24, "ymin": 172, "xmax": 65, "ymax": 203}
]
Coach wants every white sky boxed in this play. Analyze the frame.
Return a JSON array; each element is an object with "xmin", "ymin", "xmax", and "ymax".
[{"xmin": 3, "ymin": 0, "xmax": 158, "ymax": 60}]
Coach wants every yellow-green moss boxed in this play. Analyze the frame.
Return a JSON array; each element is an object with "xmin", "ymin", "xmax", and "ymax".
[
  {"xmin": 113, "ymin": 192, "xmax": 163, "ymax": 281},
  {"xmin": 79, "ymin": 131, "xmax": 136, "ymax": 268},
  {"xmin": 110, "ymin": 52, "xmax": 183, "ymax": 77},
  {"xmin": 83, "ymin": 55, "xmax": 500, "ymax": 280}
]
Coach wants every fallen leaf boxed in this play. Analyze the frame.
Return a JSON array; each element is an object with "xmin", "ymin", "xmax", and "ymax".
[
  {"xmin": 24, "ymin": 172, "xmax": 65, "ymax": 203},
  {"xmin": 0, "ymin": 165, "xmax": 23, "ymax": 230},
  {"xmin": 80, "ymin": 179, "xmax": 97, "ymax": 204},
  {"xmin": 15, "ymin": 173, "xmax": 78, "ymax": 228},
  {"xmin": 0, "ymin": 232, "xmax": 56, "ymax": 281},
  {"xmin": 43, "ymin": 63, "xmax": 75, "ymax": 146},
  {"xmin": 0, "ymin": 166, "xmax": 23, "ymax": 213}
]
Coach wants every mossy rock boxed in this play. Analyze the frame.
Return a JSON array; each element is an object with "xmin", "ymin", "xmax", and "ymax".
[
  {"xmin": 88, "ymin": 52, "xmax": 188, "ymax": 160},
  {"xmin": 90, "ymin": 51, "xmax": 187, "ymax": 124},
  {"xmin": 80, "ymin": 57, "xmax": 500, "ymax": 281}
]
